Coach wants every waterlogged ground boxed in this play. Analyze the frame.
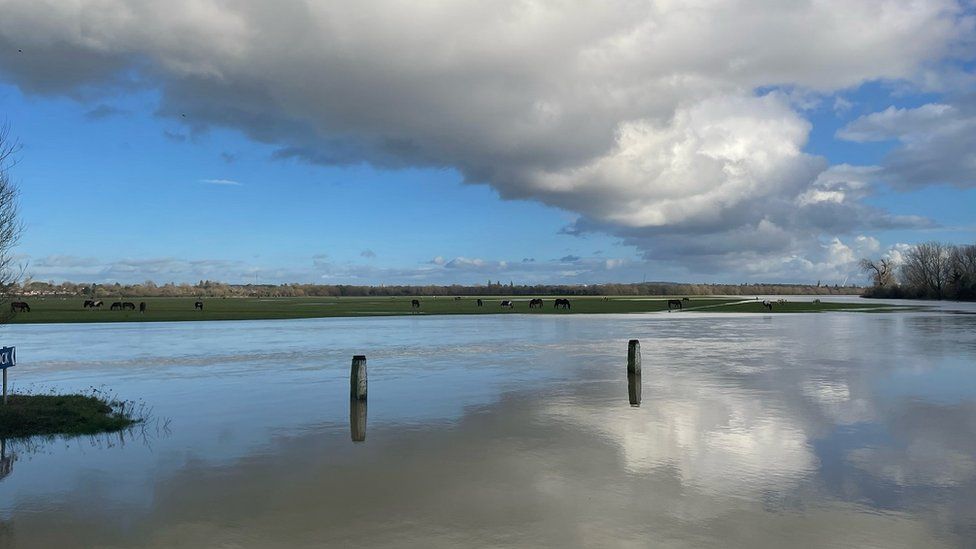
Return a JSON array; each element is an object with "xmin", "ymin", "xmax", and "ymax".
[{"xmin": 0, "ymin": 304, "xmax": 974, "ymax": 547}]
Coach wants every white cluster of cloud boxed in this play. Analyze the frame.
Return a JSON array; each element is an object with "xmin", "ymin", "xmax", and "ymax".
[
  {"xmin": 838, "ymin": 99, "xmax": 976, "ymax": 189},
  {"xmin": 1, "ymin": 0, "xmax": 973, "ymax": 279}
]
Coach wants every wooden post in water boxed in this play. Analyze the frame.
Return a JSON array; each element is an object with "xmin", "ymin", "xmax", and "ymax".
[
  {"xmin": 628, "ymin": 372, "xmax": 641, "ymax": 407},
  {"xmin": 627, "ymin": 339, "xmax": 641, "ymax": 375},
  {"xmin": 350, "ymin": 398, "xmax": 367, "ymax": 442},
  {"xmin": 350, "ymin": 355, "xmax": 367, "ymax": 400}
]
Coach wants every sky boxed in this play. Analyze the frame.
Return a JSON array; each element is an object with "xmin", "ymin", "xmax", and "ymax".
[{"xmin": 0, "ymin": 0, "xmax": 974, "ymax": 286}]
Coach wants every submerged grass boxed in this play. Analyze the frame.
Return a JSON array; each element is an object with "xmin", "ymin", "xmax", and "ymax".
[{"xmin": 0, "ymin": 392, "xmax": 140, "ymax": 439}]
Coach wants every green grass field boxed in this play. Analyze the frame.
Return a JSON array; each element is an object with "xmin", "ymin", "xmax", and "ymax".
[{"xmin": 4, "ymin": 296, "xmax": 906, "ymax": 324}]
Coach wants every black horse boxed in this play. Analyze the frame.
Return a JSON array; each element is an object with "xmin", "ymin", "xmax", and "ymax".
[
  {"xmin": 83, "ymin": 299, "xmax": 95, "ymax": 308},
  {"xmin": 476, "ymin": 299, "xmax": 484, "ymax": 307},
  {"xmin": 667, "ymin": 299, "xmax": 682, "ymax": 311},
  {"xmin": 528, "ymin": 298, "xmax": 544, "ymax": 308},
  {"xmin": 122, "ymin": 302, "xmax": 136, "ymax": 310},
  {"xmin": 194, "ymin": 301, "xmax": 204, "ymax": 311},
  {"xmin": 10, "ymin": 301, "xmax": 29, "ymax": 313},
  {"xmin": 110, "ymin": 302, "xmax": 123, "ymax": 311},
  {"xmin": 554, "ymin": 298, "xmax": 571, "ymax": 309},
  {"xmin": 411, "ymin": 299, "xmax": 421, "ymax": 309},
  {"xmin": 139, "ymin": 301, "xmax": 147, "ymax": 313}
]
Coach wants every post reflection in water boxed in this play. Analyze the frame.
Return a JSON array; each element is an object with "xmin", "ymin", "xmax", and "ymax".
[
  {"xmin": 0, "ymin": 439, "xmax": 13, "ymax": 482},
  {"xmin": 350, "ymin": 398, "xmax": 367, "ymax": 442},
  {"xmin": 627, "ymin": 372, "xmax": 641, "ymax": 407}
]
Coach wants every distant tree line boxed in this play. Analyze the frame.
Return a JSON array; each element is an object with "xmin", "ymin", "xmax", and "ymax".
[
  {"xmin": 16, "ymin": 279, "xmax": 863, "ymax": 299},
  {"xmin": 862, "ymin": 241, "xmax": 976, "ymax": 301}
]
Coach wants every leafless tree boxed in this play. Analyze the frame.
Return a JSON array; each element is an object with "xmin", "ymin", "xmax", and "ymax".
[
  {"xmin": 0, "ymin": 124, "xmax": 23, "ymax": 316},
  {"xmin": 900, "ymin": 241, "xmax": 954, "ymax": 299},
  {"xmin": 859, "ymin": 257, "xmax": 895, "ymax": 288}
]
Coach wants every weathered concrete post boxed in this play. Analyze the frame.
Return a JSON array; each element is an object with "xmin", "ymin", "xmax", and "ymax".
[
  {"xmin": 628, "ymin": 372, "xmax": 641, "ymax": 407},
  {"xmin": 350, "ymin": 355, "xmax": 367, "ymax": 400},
  {"xmin": 627, "ymin": 339, "xmax": 641, "ymax": 375}
]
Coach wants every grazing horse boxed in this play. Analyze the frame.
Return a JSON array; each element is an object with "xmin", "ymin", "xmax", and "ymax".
[
  {"xmin": 500, "ymin": 300, "xmax": 514, "ymax": 308},
  {"xmin": 682, "ymin": 297, "xmax": 690, "ymax": 302},
  {"xmin": 122, "ymin": 302, "xmax": 136, "ymax": 311},
  {"xmin": 83, "ymin": 299, "xmax": 94, "ymax": 308},
  {"xmin": 476, "ymin": 299, "xmax": 484, "ymax": 307},
  {"xmin": 762, "ymin": 300, "xmax": 773, "ymax": 311},
  {"xmin": 92, "ymin": 300, "xmax": 103, "ymax": 309},
  {"xmin": 10, "ymin": 301, "xmax": 29, "ymax": 313},
  {"xmin": 554, "ymin": 298, "xmax": 571, "ymax": 309},
  {"xmin": 411, "ymin": 299, "xmax": 421, "ymax": 309},
  {"xmin": 110, "ymin": 302, "xmax": 123, "ymax": 310},
  {"xmin": 454, "ymin": 296, "xmax": 462, "ymax": 301},
  {"xmin": 139, "ymin": 301, "xmax": 146, "ymax": 313},
  {"xmin": 194, "ymin": 301, "xmax": 204, "ymax": 311},
  {"xmin": 667, "ymin": 299, "xmax": 682, "ymax": 311},
  {"xmin": 528, "ymin": 298, "xmax": 544, "ymax": 309}
]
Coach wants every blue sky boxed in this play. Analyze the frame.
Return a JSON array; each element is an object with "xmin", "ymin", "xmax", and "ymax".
[{"xmin": 0, "ymin": 1, "xmax": 973, "ymax": 285}]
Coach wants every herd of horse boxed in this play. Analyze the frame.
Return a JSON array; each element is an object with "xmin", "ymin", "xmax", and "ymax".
[
  {"xmin": 6, "ymin": 300, "xmax": 207, "ymax": 314},
  {"xmin": 410, "ymin": 297, "xmax": 573, "ymax": 310}
]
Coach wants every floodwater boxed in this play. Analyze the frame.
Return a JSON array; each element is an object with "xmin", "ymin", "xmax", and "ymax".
[{"xmin": 0, "ymin": 305, "xmax": 975, "ymax": 548}]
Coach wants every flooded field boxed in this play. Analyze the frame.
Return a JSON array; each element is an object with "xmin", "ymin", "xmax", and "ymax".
[{"xmin": 0, "ymin": 306, "xmax": 974, "ymax": 547}]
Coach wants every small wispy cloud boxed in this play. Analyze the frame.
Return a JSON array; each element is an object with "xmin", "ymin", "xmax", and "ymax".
[{"xmin": 200, "ymin": 178, "xmax": 243, "ymax": 186}]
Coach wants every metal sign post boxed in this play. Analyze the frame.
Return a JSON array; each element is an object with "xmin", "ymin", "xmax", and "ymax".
[{"xmin": 0, "ymin": 347, "xmax": 15, "ymax": 405}]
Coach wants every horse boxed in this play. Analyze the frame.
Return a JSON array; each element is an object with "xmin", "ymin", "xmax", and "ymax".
[
  {"xmin": 476, "ymin": 299, "xmax": 484, "ymax": 307},
  {"xmin": 92, "ymin": 300, "xmax": 103, "ymax": 309},
  {"xmin": 139, "ymin": 301, "xmax": 146, "ymax": 313},
  {"xmin": 122, "ymin": 302, "xmax": 136, "ymax": 310},
  {"xmin": 500, "ymin": 300, "xmax": 514, "ymax": 308},
  {"xmin": 195, "ymin": 301, "xmax": 204, "ymax": 311},
  {"xmin": 682, "ymin": 297, "xmax": 690, "ymax": 302},
  {"xmin": 762, "ymin": 300, "xmax": 773, "ymax": 311},
  {"xmin": 411, "ymin": 299, "xmax": 421, "ymax": 309},
  {"xmin": 10, "ymin": 301, "xmax": 29, "ymax": 313},
  {"xmin": 667, "ymin": 299, "xmax": 682, "ymax": 311},
  {"xmin": 454, "ymin": 296, "xmax": 462, "ymax": 301},
  {"xmin": 554, "ymin": 298, "xmax": 571, "ymax": 309},
  {"xmin": 83, "ymin": 299, "xmax": 94, "ymax": 308},
  {"xmin": 110, "ymin": 302, "xmax": 123, "ymax": 310},
  {"xmin": 528, "ymin": 298, "xmax": 544, "ymax": 309}
]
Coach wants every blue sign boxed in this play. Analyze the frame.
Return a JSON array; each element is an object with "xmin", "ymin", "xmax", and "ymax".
[{"xmin": 0, "ymin": 347, "xmax": 14, "ymax": 369}]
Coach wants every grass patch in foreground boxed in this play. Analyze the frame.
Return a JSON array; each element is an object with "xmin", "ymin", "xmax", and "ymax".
[{"xmin": 0, "ymin": 393, "xmax": 139, "ymax": 439}]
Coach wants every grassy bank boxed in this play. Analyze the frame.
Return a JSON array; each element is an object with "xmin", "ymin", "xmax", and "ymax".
[
  {"xmin": 0, "ymin": 394, "xmax": 138, "ymax": 439},
  {"xmin": 4, "ymin": 296, "xmax": 907, "ymax": 324}
]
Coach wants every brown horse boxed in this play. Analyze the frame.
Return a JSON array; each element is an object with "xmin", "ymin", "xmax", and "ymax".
[
  {"xmin": 528, "ymin": 298, "xmax": 544, "ymax": 308},
  {"xmin": 10, "ymin": 301, "xmax": 29, "ymax": 313}
]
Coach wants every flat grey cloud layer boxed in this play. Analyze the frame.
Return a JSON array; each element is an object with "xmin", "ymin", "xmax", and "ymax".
[{"xmin": 0, "ymin": 0, "xmax": 973, "ymax": 279}]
